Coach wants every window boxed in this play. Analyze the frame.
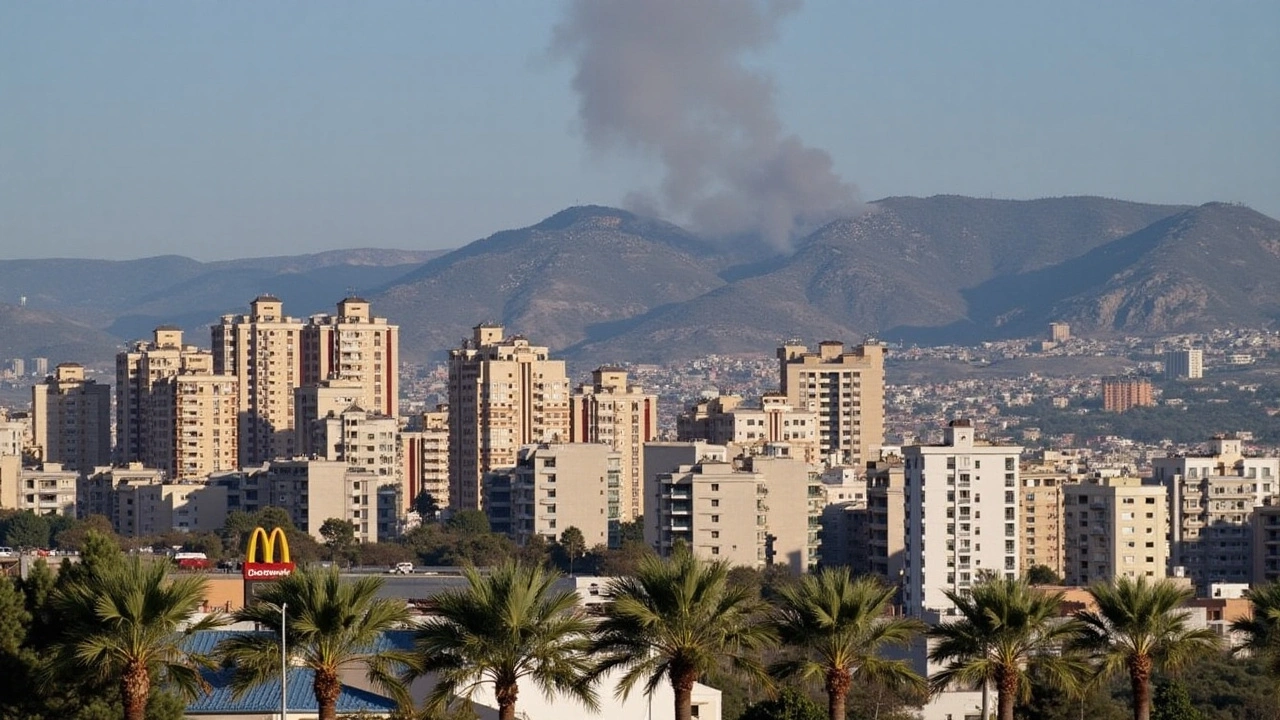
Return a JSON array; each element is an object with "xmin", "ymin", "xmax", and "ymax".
[
  {"xmin": 711, "ymin": 531, "xmax": 719, "ymax": 539},
  {"xmin": 710, "ymin": 547, "xmax": 720, "ymax": 555},
  {"xmin": 710, "ymin": 484, "xmax": 719, "ymax": 492},
  {"xmin": 711, "ymin": 499, "xmax": 720, "ymax": 508},
  {"xmin": 711, "ymin": 515, "xmax": 720, "ymax": 523}
]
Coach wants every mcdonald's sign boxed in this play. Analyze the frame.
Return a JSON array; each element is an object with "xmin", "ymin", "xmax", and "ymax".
[{"xmin": 242, "ymin": 526, "xmax": 295, "ymax": 580}]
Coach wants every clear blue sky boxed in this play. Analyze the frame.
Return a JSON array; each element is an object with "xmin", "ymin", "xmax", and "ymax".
[{"xmin": 1, "ymin": 1, "xmax": 1276, "ymax": 260}]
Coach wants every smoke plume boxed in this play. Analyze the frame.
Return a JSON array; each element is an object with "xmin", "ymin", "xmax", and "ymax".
[{"xmin": 551, "ymin": 0, "xmax": 859, "ymax": 248}]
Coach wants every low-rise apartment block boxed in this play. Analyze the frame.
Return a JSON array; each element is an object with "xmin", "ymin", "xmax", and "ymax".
[
  {"xmin": 647, "ymin": 449, "xmax": 820, "ymax": 573},
  {"xmin": 484, "ymin": 443, "xmax": 621, "ymax": 549},
  {"xmin": 0, "ymin": 456, "xmax": 77, "ymax": 516}
]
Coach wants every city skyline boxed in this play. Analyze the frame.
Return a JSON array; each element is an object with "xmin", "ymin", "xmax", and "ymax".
[{"xmin": 2, "ymin": 1, "xmax": 1277, "ymax": 260}]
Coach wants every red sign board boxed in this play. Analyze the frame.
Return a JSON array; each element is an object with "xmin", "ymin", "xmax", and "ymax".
[{"xmin": 242, "ymin": 562, "xmax": 296, "ymax": 580}]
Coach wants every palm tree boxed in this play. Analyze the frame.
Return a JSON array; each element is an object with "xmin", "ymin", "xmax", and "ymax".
[
  {"xmin": 770, "ymin": 568, "xmax": 926, "ymax": 720},
  {"xmin": 1229, "ymin": 579, "xmax": 1280, "ymax": 696},
  {"xmin": 928, "ymin": 576, "xmax": 1085, "ymax": 720},
  {"xmin": 590, "ymin": 547, "xmax": 775, "ymax": 720},
  {"xmin": 406, "ymin": 560, "xmax": 598, "ymax": 720},
  {"xmin": 218, "ymin": 566, "xmax": 413, "ymax": 720},
  {"xmin": 49, "ymin": 555, "xmax": 225, "ymax": 720},
  {"xmin": 1073, "ymin": 575, "xmax": 1221, "ymax": 720}
]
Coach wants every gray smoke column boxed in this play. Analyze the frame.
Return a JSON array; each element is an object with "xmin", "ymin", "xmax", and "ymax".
[{"xmin": 551, "ymin": 0, "xmax": 859, "ymax": 248}]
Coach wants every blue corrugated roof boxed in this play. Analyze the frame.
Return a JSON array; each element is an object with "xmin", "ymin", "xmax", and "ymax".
[{"xmin": 184, "ymin": 631, "xmax": 399, "ymax": 715}]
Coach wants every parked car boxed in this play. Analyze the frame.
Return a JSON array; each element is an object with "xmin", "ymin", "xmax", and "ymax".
[
  {"xmin": 387, "ymin": 562, "xmax": 414, "ymax": 575},
  {"xmin": 0, "ymin": 547, "xmax": 14, "ymax": 558}
]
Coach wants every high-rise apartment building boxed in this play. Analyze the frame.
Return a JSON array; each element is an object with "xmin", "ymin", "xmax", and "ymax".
[
  {"xmin": 1102, "ymin": 377, "xmax": 1155, "ymax": 412},
  {"xmin": 32, "ymin": 363, "xmax": 112, "ymax": 473},
  {"xmin": 1165, "ymin": 348, "xmax": 1204, "ymax": 380},
  {"xmin": 677, "ymin": 393, "xmax": 821, "ymax": 464},
  {"xmin": 570, "ymin": 367, "xmax": 657, "ymax": 521},
  {"xmin": 485, "ymin": 443, "xmax": 621, "ymax": 548},
  {"xmin": 400, "ymin": 405, "xmax": 450, "ymax": 514},
  {"xmin": 145, "ymin": 353, "xmax": 239, "ymax": 480},
  {"xmin": 777, "ymin": 341, "xmax": 885, "ymax": 468},
  {"xmin": 866, "ymin": 456, "xmax": 907, "ymax": 584},
  {"xmin": 1253, "ymin": 503, "xmax": 1280, "ymax": 584},
  {"xmin": 1152, "ymin": 436, "xmax": 1279, "ymax": 590},
  {"xmin": 212, "ymin": 296, "xmax": 305, "ymax": 466},
  {"xmin": 1020, "ymin": 465, "xmax": 1079, "ymax": 579},
  {"xmin": 447, "ymin": 325, "xmax": 571, "ymax": 511},
  {"xmin": 1062, "ymin": 476, "xmax": 1168, "ymax": 586},
  {"xmin": 116, "ymin": 327, "xmax": 215, "ymax": 465},
  {"xmin": 1049, "ymin": 322, "xmax": 1071, "ymax": 343},
  {"xmin": 902, "ymin": 420, "xmax": 1022, "ymax": 617},
  {"xmin": 302, "ymin": 297, "xmax": 399, "ymax": 419}
]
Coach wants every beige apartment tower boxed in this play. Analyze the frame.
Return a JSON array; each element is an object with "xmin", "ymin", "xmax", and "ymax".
[
  {"xmin": 400, "ymin": 405, "xmax": 450, "ymax": 514},
  {"xmin": 302, "ymin": 297, "xmax": 399, "ymax": 420},
  {"xmin": 448, "ymin": 325, "xmax": 571, "ymax": 511},
  {"xmin": 212, "ymin": 296, "xmax": 305, "ymax": 465},
  {"xmin": 570, "ymin": 367, "xmax": 658, "ymax": 521},
  {"xmin": 31, "ymin": 363, "xmax": 112, "ymax": 473},
  {"xmin": 1062, "ymin": 476, "xmax": 1168, "ymax": 586},
  {"xmin": 145, "ymin": 355, "xmax": 239, "ymax": 481},
  {"xmin": 778, "ymin": 341, "xmax": 885, "ymax": 468},
  {"xmin": 1020, "ymin": 466, "xmax": 1079, "ymax": 579},
  {"xmin": 116, "ymin": 327, "xmax": 212, "ymax": 464}
]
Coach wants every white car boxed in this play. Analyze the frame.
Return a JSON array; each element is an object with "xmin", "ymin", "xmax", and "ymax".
[
  {"xmin": 0, "ymin": 547, "xmax": 14, "ymax": 558},
  {"xmin": 387, "ymin": 562, "xmax": 414, "ymax": 575}
]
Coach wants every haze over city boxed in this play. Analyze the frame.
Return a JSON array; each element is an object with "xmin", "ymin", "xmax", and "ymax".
[{"xmin": 2, "ymin": 0, "xmax": 1277, "ymax": 260}]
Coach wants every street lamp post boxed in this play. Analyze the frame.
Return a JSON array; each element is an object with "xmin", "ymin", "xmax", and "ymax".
[{"xmin": 281, "ymin": 602, "xmax": 287, "ymax": 720}]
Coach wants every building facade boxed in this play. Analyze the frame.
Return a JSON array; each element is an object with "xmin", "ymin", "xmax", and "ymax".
[
  {"xmin": 677, "ymin": 393, "xmax": 821, "ymax": 464},
  {"xmin": 1165, "ymin": 348, "xmax": 1204, "ymax": 380},
  {"xmin": 31, "ymin": 363, "xmax": 112, "ymax": 473},
  {"xmin": 570, "ymin": 367, "xmax": 657, "ymax": 522},
  {"xmin": 145, "ymin": 356, "xmax": 239, "ymax": 481},
  {"xmin": 301, "ymin": 297, "xmax": 399, "ymax": 420},
  {"xmin": 647, "ymin": 450, "xmax": 820, "ymax": 574},
  {"xmin": 1102, "ymin": 377, "xmax": 1155, "ymax": 412},
  {"xmin": 447, "ymin": 325, "xmax": 571, "ymax": 511},
  {"xmin": 902, "ymin": 420, "xmax": 1022, "ymax": 618},
  {"xmin": 116, "ymin": 327, "xmax": 212, "ymax": 465},
  {"xmin": 211, "ymin": 296, "xmax": 305, "ymax": 466},
  {"xmin": 485, "ymin": 443, "xmax": 621, "ymax": 549},
  {"xmin": 777, "ymin": 341, "xmax": 885, "ymax": 468},
  {"xmin": 1062, "ymin": 476, "xmax": 1168, "ymax": 586},
  {"xmin": 1153, "ymin": 436, "xmax": 1278, "ymax": 590}
]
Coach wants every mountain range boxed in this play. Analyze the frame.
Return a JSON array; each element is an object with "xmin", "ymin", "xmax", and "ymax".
[{"xmin": 2, "ymin": 197, "xmax": 1277, "ymax": 368}]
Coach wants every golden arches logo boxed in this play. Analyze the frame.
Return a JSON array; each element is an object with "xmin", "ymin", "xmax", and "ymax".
[
  {"xmin": 243, "ymin": 526, "xmax": 294, "ymax": 580},
  {"xmin": 246, "ymin": 526, "xmax": 291, "ymax": 563}
]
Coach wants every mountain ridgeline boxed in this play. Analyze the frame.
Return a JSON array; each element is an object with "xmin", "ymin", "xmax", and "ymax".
[{"xmin": 2, "ymin": 197, "xmax": 1277, "ymax": 367}]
